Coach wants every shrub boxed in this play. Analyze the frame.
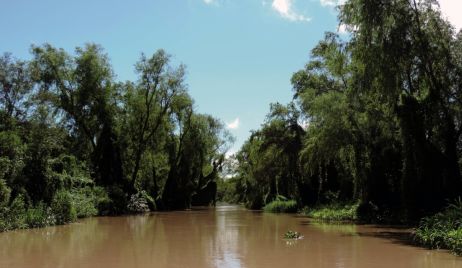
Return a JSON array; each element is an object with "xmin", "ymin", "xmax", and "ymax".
[
  {"xmin": 8, "ymin": 195, "xmax": 27, "ymax": 228},
  {"xmin": 141, "ymin": 190, "xmax": 156, "ymax": 210},
  {"xmin": 69, "ymin": 186, "xmax": 111, "ymax": 217},
  {"xmin": 0, "ymin": 179, "xmax": 11, "ymax": 206},
  {"xmin": 304, "ymin": 203, "xmax": 359, "ymax": 222},
  {"xmin": 107, "ymin": 186, "xmax": 128, "ymax": 214},
  {"xmin": 284, "ymin": 230, "xmax": 303, "ymax": 239},
  {"xmin": 447, "ymin": 228, "xmax": 462, "ymax": 255},
  {"xmin": 0, "ymin": 195, "xmax": 27, "ymax": 231},
  {"xmin": 25, "ymin": 203, "xmax": 55, "ymax": 228},
  {"xmin": 263, "ymin": 196, "xmax": 298, "ymax": 213},
  {"xmin": 414, "ymin": 198, "xmax": 462, "ymax": 255},
  {"xmin": 127, "ymin": 191, "xmax": 150, "ymax": 213},
  {"xmin": 70, "ymin": 187, "xmax": 99, "ymax": 218},
  {"xmin": 51, "ymin": 190, "xmax": 77, "ymax": 224},
  {"xmin": 93, "ymin": 186, "xmax": 112, "ymax": 215}
]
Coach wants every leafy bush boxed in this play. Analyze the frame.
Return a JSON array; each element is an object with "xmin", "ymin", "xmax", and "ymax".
[
  {"xmin": 284, "ymin": 230, "xmax": 303, "ymax": 239},
  {"xmin": 93, "ymin": 186, "xmax": 112, "ymax": 215},
  {"xmin": 263, "ymin": 196, "xmax": 298, "ymax": 213},
  {"xmin": 69, "ymin": 187, "xmax": 109, "ymax": 218},
  {"xmin": 107, "ymin": 186, "xmax": 128, "ymax": 214},
  {"xmin": 415, "ymin": 198, "xmax": 462, "ymax": 255},
  {"xmin": 127, "ymin": 191, "xmax": 150, "ymax": 213},
  {"xmin": 304, "ymin": 203, "xmax": 359, "ymax": 222},
  {"xmin": 447, "ymin": 228, "xmax": 462, "ymax": 255},
  {"xmin": 51, "ymin": 190, "xmax": 77, "ymax": 224},
  {"xmin": 25, "ymin": 203, "xmax": 56, "ymax": 228},
  {"xmin": 1, "ymin": 196, "xmax": 55, "ymax": 231},
  {"xmin": 0, "ymin": 179, "xmax": 11, "ymax": 206},
  {"xmin": 1, "ymin": 187, "xmax": 108, "ymax": 232},
  {"xmin": 0, "ymin": 131, "xmax": 25, "ymax": 183},
  {"xmin": 0, "ymin": 195, "xmax": 27, "ymax": 231}
]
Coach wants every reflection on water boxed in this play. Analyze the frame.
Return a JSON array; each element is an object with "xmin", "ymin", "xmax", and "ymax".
[
  {"xmin": 309, "ymin": 221, "xmax": 358, "ymax": 235},
  {"xmin": 0, "ymin": 205, "xmax": 461, "ymax": 268}
]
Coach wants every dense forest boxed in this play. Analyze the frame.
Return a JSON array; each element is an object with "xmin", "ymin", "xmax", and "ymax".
[
  {"xmin": 0, "ymin": 45, "xmax": 232, "ymax": 230},
  {"xmin": 221, "ymin": 0, "xmax": 462, "ymax": 223}
]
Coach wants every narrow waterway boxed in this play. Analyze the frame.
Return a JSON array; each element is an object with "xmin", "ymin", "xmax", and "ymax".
[{"xmin": 0, "ymin": 205, "xmax": 460, "ymax": 268}]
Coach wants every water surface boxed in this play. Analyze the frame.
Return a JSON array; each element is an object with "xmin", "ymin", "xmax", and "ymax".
[{"xmin": 0, "ymin": 205, "xmax": 461, "ymax": 268}]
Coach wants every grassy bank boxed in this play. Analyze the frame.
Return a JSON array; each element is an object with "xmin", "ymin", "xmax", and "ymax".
[
  {"xmin": 263, "ymin": 198, "xmax": 298, "ymax": 213},
  {"xmin": 301, "ymin": 203, "xmax": 359, "ymax": 222},
  {"xmin": 0, "ymin": 187, "xmax": 110, "ymax": 232},
  {"xmin": 301, "ymin": 200, "xmax": 462, "ymax": 256}
]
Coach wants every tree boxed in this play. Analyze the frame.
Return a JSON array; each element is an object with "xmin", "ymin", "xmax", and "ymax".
[
  {"xmin": 124, "ymin": 50, "xmax": 186, "ymax": 191},
  {"xmin": 340, "ymin": 0, "xmax": 462, "ymax": 218},
  {"xmin": 31, "ymin": 44, "xmax": 126, "ymax": 211}
]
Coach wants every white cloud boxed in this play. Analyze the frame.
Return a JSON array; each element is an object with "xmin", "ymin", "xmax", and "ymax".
[
  {"xmin": 203, "ymin": 0, "xmax": 215, "ymax": 5},
  {"xmin": 226, "ymin": 118, "xmax": 240, "ymax": 130},
  {"xmin": 320, "ymin": 0, "xmax": 336, "ymax": 7},
  {"xmin": 271, "ymin": 0, "xmax": 311, "ymax": 22},
  {"xmin": 320, "ymin": 0, "xmax": 345, "ymax": 7},
  {"xmin": 438, "ymin": 0, "xmax": 462, "ymax": 30},
  {"xmin": 337, "ymin": 23, "xmax": 347, "ymax": 34}
]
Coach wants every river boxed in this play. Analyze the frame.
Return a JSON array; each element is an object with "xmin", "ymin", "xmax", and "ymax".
[{"xmin": 0, "ymin": 205, "xmax": 461, "ymax": 268}]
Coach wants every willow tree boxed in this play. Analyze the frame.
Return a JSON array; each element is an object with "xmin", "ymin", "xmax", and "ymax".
[
  {"xmin": 161, "ymin": 91, "xmax": 232, "ymax": 209},
  {"xmin": 231, "ymin": 103, "xmax": 304, "ymax": 209},
  {"xmin": 0, "ymin": 54, "xmax": 30, "ymax": 198},
  {"xmin": 340, "ymin": 0, "xmax": 462, "ymax": 218},
  {"xmin": 122, "ymin": 50, "xmax": 186, "ymax": 192},
  {"xmin": 31, "ymin": 44, "xmax": 126, "ymax": 211},
  {"xmin": 292, "ymin": 30, "xmax": 403, "ymax": 213}
]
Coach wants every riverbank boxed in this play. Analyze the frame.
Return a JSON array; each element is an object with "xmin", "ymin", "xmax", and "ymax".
[
  {"xmin": 300, "ymin": 201, "xmax": 462, "ymax": 255},
  {"xmin": 0, "ymin": 188, "xmax": 105, "ymax": 232}
]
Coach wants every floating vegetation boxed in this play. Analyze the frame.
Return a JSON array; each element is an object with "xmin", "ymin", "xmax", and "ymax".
[{"xmin": 284, "ymin": 230, "xmax": 303, "ymax": 240}]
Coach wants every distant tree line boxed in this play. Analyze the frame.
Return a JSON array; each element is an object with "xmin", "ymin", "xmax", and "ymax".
[
  {"xmin": 224, "ymin": 0, "xmax": 462, "ymax": 222},
  {"xmin": 0, "ymin": 45, "xmax": 232, "ymax": 230}
]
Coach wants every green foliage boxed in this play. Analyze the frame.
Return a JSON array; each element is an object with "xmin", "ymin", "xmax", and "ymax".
[
  {"xmin": 263, "ymin": 196, "xmax": 298, "ymax": 213},
  {"xmin": 51, "ymin": 190, "xmax": 77, "ymax": 225},
  {"xmin": 415, "ymin": 199, "xmax": 462, "ymax": 255},
  {"xmin": 92, "ymin": 186, "xmax": 112, "ymax": 214},
  {"xmin": 0, "ymin": 195, "xmax": 27, "ymax": 231},
  {"xmin": 25, "ymin": 203, "xmax": 55, "ymax": 228},
  {"xmin": 304, "ymin": 203, "xmax": 359, "ymax": 222},
  {"xmin": 0, "ymin": 186, "xmax": 110, "ymax": 231},
  {"xmin": 232, "ymin": 103, "xmax": 303, "ymax": 210},
  {"xmin": 106, "ymin": 186, "xmax": 128, "ymax": 214},
  {"xmin": 0, "ymin": 131, "xmax": 25, "ymax": 186},
  {"xmin": 0, "ymin": 179, "xmax": 11, "ymax": 206},
  {"xmin": 127, "ymin": 191, "xmax": 150, "ymax": 213},
  {"xmin": 446, "ymin": 228, "xmax": 462, "ymax": 255},
  {"xmin": 1, "ymin": 0, "xmax": 460, "ymax": 241},
  {"xmin": 284, "ymin": 230, "xmax": 303, "ymax": 239},
  {"xmin": 9, "ymin": 195, "xmax": 27, "ymax": 228},
  {"xmin": 0, "ymin": 42, "xmax": 233, "ymax": 231},
  {"xmin": 69, "ymin": 187, "xmax": 103, "ymax": 218},
  {"xmin": 232, "ymin": 0, "xmax": 462, "ymax": 226},
  {"xmin": 216, "ymin": 177, "xmax": 239, "ymax": 203}
]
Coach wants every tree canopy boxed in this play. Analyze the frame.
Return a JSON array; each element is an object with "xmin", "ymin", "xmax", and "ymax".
[
  {"xmin": 0, "ymin": 44, "xmax": 232, "ymax": 230},
  {"xmin": 225, "ymin": 0, "xmax": 462, "ymax": 222}
]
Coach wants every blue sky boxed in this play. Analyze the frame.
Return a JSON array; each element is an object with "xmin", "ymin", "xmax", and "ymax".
[{"xmin": 2, "ymin": 0, "xmax": 460, "ymax": 154}]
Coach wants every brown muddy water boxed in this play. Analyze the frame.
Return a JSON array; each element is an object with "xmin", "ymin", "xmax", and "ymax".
[{"xmin": 0, "ymin": 205, "xmax": 461, "ymax": 268}]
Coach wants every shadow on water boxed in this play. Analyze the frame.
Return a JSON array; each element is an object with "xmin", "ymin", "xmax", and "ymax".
[
  {"xmin": 298, "ymin": 216, "xmax": 418, "ymax": 248},
  {"xmin": 351, "ymin": 230, "xmax": 417, "ymax": 247}
]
